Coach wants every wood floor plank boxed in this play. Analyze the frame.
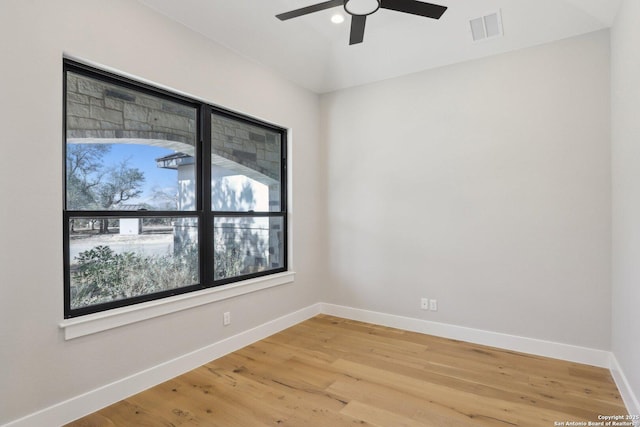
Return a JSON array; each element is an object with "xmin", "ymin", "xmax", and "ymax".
[
  {"xmin": 341, "ymin": 400, "xmax": 431, "ymax": 427},
  {"xmin": 66, "ymin": 315, "xmax": 627, "ymax": 426},
  {"xmin": 327, "ymin": 374, "xmax": 488, "ymax": 427}
]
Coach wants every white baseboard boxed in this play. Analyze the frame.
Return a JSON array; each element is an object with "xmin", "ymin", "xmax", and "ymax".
[
  {"xmin": 610, "ymin": 354, "xmax": 640, "ymax": 422},
  {"xmin": 321, "ymin": 303, "xmax": 640, "ymax": 417},
  {"xmin": 5, "ymin": 302, "xmax": 638, "ymax": 426},
  {"xmin": 2, "ymin": 303, "xmax": 322, "ymax": 427},
  {"xmin": 320, "ymin": 303, "xmax": 612, "ymax": 368}
]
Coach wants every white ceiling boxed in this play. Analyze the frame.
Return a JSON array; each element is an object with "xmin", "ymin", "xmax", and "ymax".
[{"xmin": 139, "ymin": 0, "xmax": 621, "ymax": 93}]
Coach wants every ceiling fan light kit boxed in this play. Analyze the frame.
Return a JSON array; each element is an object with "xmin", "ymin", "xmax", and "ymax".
[
  {"xmin": 344, "ymin": 0, "xmax": 381, "ymax": 16},
  {"xmin": 276, "ymin": 0, "xmax": 447, "ymax": 45}
]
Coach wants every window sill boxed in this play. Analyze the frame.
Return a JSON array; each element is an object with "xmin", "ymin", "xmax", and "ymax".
[{"xmin": 59, "ymin": 271, "xmax": 296, "ymax": 340}]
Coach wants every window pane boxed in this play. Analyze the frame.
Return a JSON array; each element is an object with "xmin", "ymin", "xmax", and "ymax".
[
  {"xmin": 213, "ymin": 216, "xmax": 285, "ymax": 280},
  {"xmin": 66, "ymin": 72, "xmax": 197, "ymax": 211},
  {"xmin": 68, "ymin": 217, "xmax": 199, "ymax": 309},
  {"xmin": 211, "ymin": 114, "xmax": 282, "ymax": 212}
]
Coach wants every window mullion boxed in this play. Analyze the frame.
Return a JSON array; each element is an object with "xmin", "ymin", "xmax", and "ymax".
[{"xmin": 201, "ymin": 105, "xmax": 214, "ymax": 285}]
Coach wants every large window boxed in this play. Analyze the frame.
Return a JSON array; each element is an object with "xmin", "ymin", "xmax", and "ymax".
[{"xmin": 64, "ymin": 60, "xmax": 287, "ymax": 318}]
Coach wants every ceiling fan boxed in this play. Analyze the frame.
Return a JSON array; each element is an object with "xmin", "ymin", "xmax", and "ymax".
[{"xmin": 276, "ymin": 0, "xmax": 447, "ymax": 45}]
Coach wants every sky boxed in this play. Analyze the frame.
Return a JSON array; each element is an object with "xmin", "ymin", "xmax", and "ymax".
[
  {"xmin": 69, "ymin": 142, "xmax": 180, "ymax": 209},
  {"xmin": 107, "ymin": 144, "xmax": 179, "ymax": 207}
]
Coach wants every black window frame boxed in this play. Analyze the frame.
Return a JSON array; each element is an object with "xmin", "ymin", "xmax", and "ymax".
[{"xmin": 63, "ymin": 60, "xmax": 288, "ymax": 319}]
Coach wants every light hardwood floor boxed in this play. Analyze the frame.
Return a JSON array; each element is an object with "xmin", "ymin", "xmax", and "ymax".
[{"xmin": 66, "ymin": 315, "xmax": 627, "ymax": 426}]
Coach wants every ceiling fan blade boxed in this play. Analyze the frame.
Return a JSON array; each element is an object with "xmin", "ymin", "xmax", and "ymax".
[
  {"xmin": 276, "ymin": 0, "xmax": 344, "ymax": 20},
  {"xmin": 380, "ymin": 0, "xmax": 446, "ymax": 19},
  {"xmin": 349, "ymin": 15, "xmax": 366, "ymax": 45}
]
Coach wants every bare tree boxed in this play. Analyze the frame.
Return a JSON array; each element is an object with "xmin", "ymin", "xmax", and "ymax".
[
  {"xmin": 66, "ymin": 144, "xmax": 110, "ymax": 210},
  {"xmin": 66, "ymin": 145, "xmax": 145, "ymax": 234},
  {"xmin": 151, "ymin": 185, "xmax": 178, "ymax": 210},
  {"xmin": 96, "ymin": 159, "xmax": 145, "ymax": 233}
]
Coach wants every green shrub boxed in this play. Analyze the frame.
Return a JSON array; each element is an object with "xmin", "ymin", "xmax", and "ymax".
[{"xmin": 70, "ymin": 245, "xmax": 198, "ymax": 309}]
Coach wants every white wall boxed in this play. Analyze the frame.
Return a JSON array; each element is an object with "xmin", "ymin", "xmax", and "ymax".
[
  {"xmin": 611, "ymin": 0, "xmax": 640, "ymax": 411},
  {"xmin": 0, "ymin": 1, "xmax": 322, "ymax": 424},
  {"xmin": 0, "ymin": 1, "xmax": 631, "ymax": 423},
  {"xmin": 321, "ymin": 30, "xmax": 611, "ymax": 350}
]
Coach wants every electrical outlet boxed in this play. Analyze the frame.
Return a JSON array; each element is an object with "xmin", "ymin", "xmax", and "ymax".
[
  {"xmin": 421, "ymin": 298, "xmax": 429, "ymax": 310},
  {"xmin": 223, "ymin": 311, "xmax": 231, "ymax": 326},
  {"xmin": 429, "ymin": 299, "xmax": 438, "ymax": 312}
]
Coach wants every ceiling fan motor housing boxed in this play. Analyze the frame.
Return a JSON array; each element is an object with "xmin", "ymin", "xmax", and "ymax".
[
  {"xmin": 344, "ymin": 0, "xmax": 381, "ymax": 16},
  {"xmin": 276, "ymin": 0, "xmax": 447, "ymax": 46}
]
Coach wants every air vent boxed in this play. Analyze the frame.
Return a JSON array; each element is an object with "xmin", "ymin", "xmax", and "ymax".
[{"xmin": 470, "ymin": 10, "xmax": 503, "ymax": 42}]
